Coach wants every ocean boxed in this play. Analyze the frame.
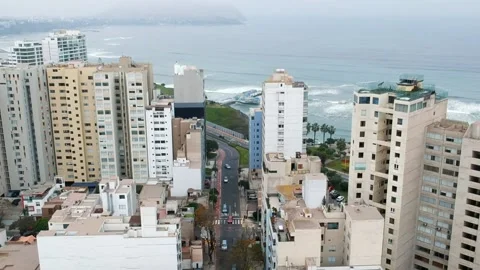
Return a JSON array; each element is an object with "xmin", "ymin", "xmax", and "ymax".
[{"xmin": 2, "ymin": 17, "xmax": 479, "ymax": 139}]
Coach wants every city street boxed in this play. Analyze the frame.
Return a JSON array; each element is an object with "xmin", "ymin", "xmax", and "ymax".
[{"xmin": 214, "ymin": 139, "xmax": 243, "ymax": 269}]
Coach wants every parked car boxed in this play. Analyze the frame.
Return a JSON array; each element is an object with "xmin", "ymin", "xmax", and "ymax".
[
  {"xmin": 336, "ymin": 196, "xmax": 345, "ymax": 203},
  {"xmin": 224, "ymin": 164, "xmax": 231, "ymax": 169},
  {"xmin": 330, "ymin": 190, "xmax": 340, "ymax": 199}
]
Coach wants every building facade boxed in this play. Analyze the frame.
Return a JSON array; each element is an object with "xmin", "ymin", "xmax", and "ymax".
[
  {"xmin": 173, "ymin": 63, "xmax": 205, "ymax": 119},
  {"xmin": 94, "ymin": 57, "xmax": 154, "ymax": 183},
  {"xmin": 0, "ymin": 65, "xmax": 56, "ymax": 191},
  {"xmin": 146, "ymin": 99, "xmax": 174, "ymax": 180},
  {"xmin": 412, "ymin": 119, "xmax": 468, "ymax": 270},
  {"xmin": 249, "ymin": 107, "xmax": 263, "ymax": 170},
  {"xmin": 42, "ymin": 30, "xmax": 88, "ymax": 64},
  {"xmin": 46, "ymin": 62, "xmax": 101, "ymax": 183},
  {"xmin": 262, "ymin": 69, "xmax": 308, "ymax": 159},
  {"xmin": 447, "ymin": 121, "xmax": 480, "ymax": 270},
  {"xmin": 7, "ymin": 40, "xmax": 43, "ymax": 66},
  {"xmin": 347, "ymin": 74, "xmax": 448, "ymax": 270}
]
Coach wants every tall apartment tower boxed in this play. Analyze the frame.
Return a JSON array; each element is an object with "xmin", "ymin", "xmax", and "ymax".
[
  {"xmin": 42, "ymin": 30, "xmax": 88, "ymax": 64},
  {"xmin": 146, "ymin": 98, "xmax": 174, "ymax": 180},
  {"xmin": 46, "ymin": 62, "xmax": 102, "ymax": 183},
  {"xmin": 262, "ymin": 69, "xmax": 308, "ymax": 158},
  {"xmin": 94, "ymin": 57, "xmax": 154, "ymax": 183},
  {"xmin": 348, "ymin": 74, "xmax": 448, "ymax": 270},
  {"xmin": 448, "ymin": 121, "xmax": 480, "ymax": 270},
  {"xmin": 412, "ymin": 119, "xmax": 468, "ymax": 270},
  {"xmin": 173, "ymin": 63, "xmax": 205, "ymax": 119},
  {"xmin": 249, "ymin": 107, "xmax": 263, "ymax": 170},
  {"xmin": 0, "ymin": 65, "xmax": 55, "ymax": 191},
  {"xmin": 7, "ymin": 40, "xmax": 43, "ymax": 66}
]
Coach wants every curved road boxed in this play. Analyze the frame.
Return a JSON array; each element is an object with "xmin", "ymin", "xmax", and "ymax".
[{"xmin": 213, "ymin": 139, "xmax": 243, "ymax": 269}]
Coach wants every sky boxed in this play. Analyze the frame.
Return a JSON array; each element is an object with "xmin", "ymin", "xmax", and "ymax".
[{"xmin": 0, "ymin": 0, "xmax": 479, "ymax": 19}]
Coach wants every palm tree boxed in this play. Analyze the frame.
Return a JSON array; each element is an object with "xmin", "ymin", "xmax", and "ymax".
[
  {"xmin": 311, "ymin": 123, "xmax": 320, "ymax": 144},
  {"xmin": 306, "ymin": 122, "xmax": 312, "ymax": 136},
  {"xmin": 327, "ymin": 125, "xmax": 336, "ymax": 139},
  {"xmin": 320, "ymin": 124, "xmax": 328, "ymax": 143}
]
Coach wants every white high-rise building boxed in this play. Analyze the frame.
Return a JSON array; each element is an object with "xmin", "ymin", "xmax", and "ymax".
[
  {"xmin": 7, "ymin": 40, "xmax": 43, "ymax": 66},
  {"xmin": 94, "ymin": 57, "xmax": 154, "ymax": 183},
  {"xmin": 42, "ymin": 30, "xmax": 87, "ymax": 64},
  {"xmin": 348, "ymin": 74, "xmax": 448, "ymax": 270},
  {"xmin": 146, "ymin": 98, "xmax": 174, "ymax": 180},
  {"xmin": 262, "ymin": 69, "xmax": 308, "ymax": 159},
  {"xmin": 0, "ymin": 65, "xmax": 56, "ymax": 191}
]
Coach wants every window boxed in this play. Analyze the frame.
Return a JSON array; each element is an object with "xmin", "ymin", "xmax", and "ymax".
[
  {"xmin": 356, "ymin": 183, "xmax": 362, "ymax": 188},
  {"xmin": 389, "ymin": 218, "xmax": 395, "ymax": 224},
  {"xmin": 391, "ymin": 197, "xmax": 396, "ymax": 203},
  {"xmin": 396, "ymin": 130, "xmax": 402, "ymax": 137},
  {"xmin": 327, "ymin": 222, "xmax": 339, "ymax": 229},
  {"xmin": 358, "ymin": 152, "xmax": 364, "ymax": 158},
  {"xmin": 372, "ymin": 97, "xmax": 379, "ymax": 104},
  {"xmin": 395, "ymin": 104, "xmax": 408, "ymax": 112},
  {"xmin": 359, "ymin": 97, "xmax": 370, "ymax": 104},
  {"xmin": 359, "ymin": 142, "xmax": 364, "ymax": 148},
  {"xmin": 119, "ymin": 195, "xmax": 126, "ymax": 199},
  {"xmin": 328, "ymin": 257, "xmax": 336, "ymax": 263},
  {"xmin": 119, "ymin": 205, "xmax": 126, "ymax": 210},
  {"xmin": 374, "ymin": 111, "xmax": 379, "ymax": 117},
  {"xmin": 356, "ymin": 193, "xmax": 361, "ymax": 198},
  {"xmin": 397, "ymin": 118, "xmax": 403, "ymax": 125},
  {"xmin": 328, "ymin": 246, "xmax": 336, "ymax": 252},
  {"xmin": 393, "ymin": 175, "xmax": 398, "ymax": 181},
  {"xmin": 360, "ymin": 131, "xmax": 365, "ymax": 137},
  {"xmin": 392, "ymin": 186, "xmax": 397, "ymax": 192},
  {"xmin": 357, "ymin": 173, "xmax": 363, "ymax": 178},
  {"xmin": 360, "ymin": 121, "xmax": 366, "ymax": 127}
]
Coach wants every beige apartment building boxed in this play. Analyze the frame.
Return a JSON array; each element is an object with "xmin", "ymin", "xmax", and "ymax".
[
  {"xmin": 413, "ymin": 119, "xmax": 468, "ymax": 270},
  {"xmin": 261, "ymin": 152, "xmax": 383, "ymax": 269},
  {"xmin": 348, "ymin": 74, "xmax": 448, "ymax": 270},
  {"xmin": 448, "ymin": 121, "xmax": 480, "ymax": 270},
  {"xmin": 46, "ymin": 63, "xmax": 101, "ymax": 183}
]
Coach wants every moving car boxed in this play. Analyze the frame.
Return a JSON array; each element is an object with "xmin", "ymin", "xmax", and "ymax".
[
  {"xmin": 224, "ymin": 176, "xmax": 229, "ymax": 183},
  {"xmin": 227, "ymin": 215, "xmax": 233, "ymax": 224},
  {"xmin": 224, "ymin": 164, "xmax": 231, "ymax": 169},
  {"xmin": 222, "ymin": 204, "xmax": 228, "ymax": 213},
  {"xmin": 221, "ymin": 240, "xmax": 228, "ymax": 251}
]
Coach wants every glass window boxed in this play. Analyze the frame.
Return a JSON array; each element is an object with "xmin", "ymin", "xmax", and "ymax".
[
  {"xmin": 359, "ymin": 96, "xmax": 371, "ymax": 104},
  {"xmin": 327, "ymin": 222, "xmax": 339, "ymax": 229},
  {"xmin": 372, "ymin": 97, "xmax": 379, "ymax": 104},
  {"xmin": 395, "ymin": 104, "xmax": 408, "ymax": 112}
]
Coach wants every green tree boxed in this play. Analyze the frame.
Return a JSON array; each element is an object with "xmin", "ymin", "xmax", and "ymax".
[
  {"xmin": 238, "ymin": 180, "xmax": 250, "ymax": 190},
  {"xmin": 9, "ymin": 216, "xmax": 36, "ymax": 234},
  {"xmin": 34, "ymin": 218, "xmax": 49, "ymax": 232},
  {"xmin": 327, "ymin": 125, "xmax": 336, "ymax": 139},
  {"xmin": 206, "ymin": 140, "xmax": 219, "ymax": 153},
  {"xmin": 194, "ymin": 205, "xmax": 216, "ymax": 263},
  {"xmin": 306, "ymin": 122, "xmax": 312, "ymax": 136},
  {"xmin": 311, "ymin": 123, "xmax": 320, "ymax": 144},
  {"xmin": 336, "ymin": 138, "xmax": 347, "ymax": 155},
  {"xmin": 208, "ymin": 188, "xmax": 219, "ymax": 206},
  {"xmin": 320, "ymin": 124, "xmax": 328, "ymax": 143}
]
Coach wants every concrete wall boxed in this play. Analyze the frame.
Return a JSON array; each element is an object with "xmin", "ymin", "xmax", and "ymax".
[
  {"xmin": 37, "ymin": 234, "xmax": 180, "ymax": 270},
  {"xmin": 172, "ymin": 160, "xmax": 202, "ymax": 197}
]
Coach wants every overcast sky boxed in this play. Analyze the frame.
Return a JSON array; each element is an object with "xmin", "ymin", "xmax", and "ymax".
[{"xmin": 1, "ymin": 0, "xmax": 478, "ymax": 19}]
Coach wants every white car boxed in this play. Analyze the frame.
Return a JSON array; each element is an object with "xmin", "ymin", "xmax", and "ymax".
[
  {"xmin": 336, "ymin": 196, "xmax": 345, "ymax": 203},
  {"xmin": 224, "ymin": 164, "xmax": 231, "ymax": 169},
  {"xmin": 224, "ymin": 176, "xmax": 228, "ymax": 183}
]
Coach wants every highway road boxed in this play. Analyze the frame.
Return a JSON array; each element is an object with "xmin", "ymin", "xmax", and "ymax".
[{"xmin": 214, "ymin": 139, "xmax": 243, "ymax": 269}]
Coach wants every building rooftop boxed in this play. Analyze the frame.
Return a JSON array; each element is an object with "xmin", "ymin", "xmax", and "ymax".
[
  {"xmin": 139, "ymin": 182, "xmax": 168, "ymax": 207},
  {"xmin": 345, "ymin": 204, "xmax": 384, "ymax": 221},
  {"xmin": 0, "ymin": 238, "xmax": 39, "ymax": 270},
  {"xmin": 40, "ymin": 215, "xmax": 131, "ymax": 237},
  {"xmin": 148, "ymin": 98, "xmax": 174, "ymax": 109},
  {"xmin": 276, "ymin": 184, "xmax": 302, "ymax": 201},
  {"xmin": 265, "ymin": 69, "xmax": 306, "ymax": 88},
  {"xmin": 49, "ymin": 194, "xmax": 102, "ymax": 224},
  {"xmin": 21, "ymin": 185, "xmax": 52, "ymax": 198},
  {"xmin": 464, "ymin": 121, "xmax": 480, "ymax": 140},
  {"xmin": 356, "ymin": 75, "xmax": 447, "ymax": 102},
  {"xmin": 428, "ymin": 119, "xmax": 469, "ymax": 133}
]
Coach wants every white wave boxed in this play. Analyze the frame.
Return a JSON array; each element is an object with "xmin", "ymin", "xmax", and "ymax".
[
  {"xmin": 205, "ymin": 86, "xmax": 260, "ymax": 94},
  {"xmin": 88, "ymin": 51, "xmax": 121, "ymax": 59},
  {"xmin": 103, "ymin": 36, "xmax": 133, "ymax": 41},
  {"xmin": 447, "ymin": 99, "xmax": 480, "ymax": 123},
  {"xmin": 204, "ymin": 73, "xmax": 215, "ymax": 79},
  {"xmin": 309, "ymin": 89, "xmax": 340, "ymax": 96},
  {"xmin": 106, "ymin": 43, "xmax": 120, "ymax": 46},
  {"xmin": 164, "ymin": 84, "xmax": 174, "ymax": 88}
]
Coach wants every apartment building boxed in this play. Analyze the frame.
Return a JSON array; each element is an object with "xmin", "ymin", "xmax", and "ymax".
[
  {"xmin": 94, "ymin": 57, "xmax": 154, "ymax": 183},
  {"xmin": 412, "ymin": 119, "xmax": 468, "ymax": 270},
  {"xmin": 146, "ymin": 98, "xmax": 174, "ymax": 180},
  {"xmin": 261, "ymin": 153, "xmax": 383, "ymax": 269},
  {"xmin": 38, "ymin": 182, "xmax": 182, "ymax": 270},
  {"xmin": 262, "ymin": 69, "xmax": 308, "ymax": 159},
  {"xmin": 7, "ymin": 40, "xmax": 43, "ymax": 66},
  {"xmin": 0, "ymin": 65, "xmax": 56, "ymax": 191},
  {"xmin": 99, "ymin": 176, "xmax": 137, "ymax": 217},
  {"xmin": 171, "ymin": 118, "xmax": 204, "ymax": 196},
  {"xmin": 46, "ymin": 62, "xmax": 101, "ymax": 183},
  {"xmin": 348, "ymin": 74, "xmax": 448, "ymax": 270},
  {"xmin": 21, "ymin": 178, "xmax": 65, "ymax": 216},
  {"xmin": 448, "ymin": 121, "xmax": 480, "ymax": 270},
  {"xmin": 173, "ymin": 63, "xmax": 205, "ymax": 119},
  {"xmin": 42, "ymin": 30, "xmax": 88, "ymax": 64},
  {"xmin": 249, "ymin": 107, "xmax": 263, "ymax": 170}
]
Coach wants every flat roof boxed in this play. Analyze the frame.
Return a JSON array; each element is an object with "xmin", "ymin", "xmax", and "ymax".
[
  {"xmin": 139, "ymin": 183, "xmax": 167, "ymax": 205},
  {"xmin": 39, "ymin": 216, "xmax": 130, "ymax": 237},
  {"xmin": 292, "ymin": 219, "xmax": 321, "ymax": 230},
  {"xmin": 0, "ymin": 243, "xmax": 40, "ymax": 270},
  {"xmin": 277, "ymin": 184, "xmax": 302, "ymax": 201},
  {"xmin": 345, "ymin": 204, "xmax": 383, "ymax": 221}
]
